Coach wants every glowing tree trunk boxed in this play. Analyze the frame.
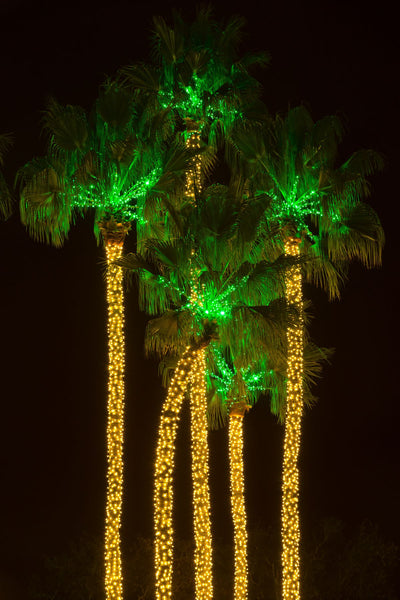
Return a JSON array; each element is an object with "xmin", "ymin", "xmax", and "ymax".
[
  {"xmin": 102, "ymin": 220, "xmax": 130, "ymax": 600},
  {"xmin": 184, "ymin": 119, "xmax": 202, "ymax": 203},
  {"xmin": 154, "ymin": 346, "xmax": 199, "ymax": 600},
  {"xmin": 190, "ymin": 347, "xmax": 213, "ymax": 600},
  {"xmin": 229, "ymin": 404, "xmax": 251, "ymax": 600},
  {"xmin": 281, "ymin": 237, "xmax": 303, "ymax": 600},
  {"xmin": 185, "ymin": 120, "xmax": 214, "ymax": 599}
]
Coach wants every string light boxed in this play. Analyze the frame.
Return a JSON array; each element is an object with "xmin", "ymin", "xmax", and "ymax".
[
  {"xmin": 281, "ymin": 237, "xmax": 303, "ymax": 600},
  {"xmin": 270, "ymin": 176, "xmax": 322, "ymax": 235},
  {"xmin": 185, "ymin": 129, "xmax": 202, "ymax": 203},
  {"xmin": 67, "ymin": 165, "xmax": 161, "ymax": 223},
  {"xmin": 229, "ymin": 408, "xmax": 249, "ymax": 600},
  {"xmin": 104, "ymin": 239, "xmax": 126, "ymax": 600},
  {"xmin": 185, "ymin": 132, "xmax": 214, "ymax": 599},
  {"xmin": 158, "ymin": 74, "xmax": 242, "ymax": 124},
  {"xmin": 154, "ymin": 346, "xmax": 198, "ymax": 600},
  {"xmin": 190, "ymin": 348, "xmax": 213, "ymax": 600}
]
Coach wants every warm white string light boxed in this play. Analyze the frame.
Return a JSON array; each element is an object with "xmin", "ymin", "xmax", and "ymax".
[
  {"xmin": 104, "ymin": 239, "xmax": 126, "ymax": 600},
  {"xmin": 154, "ymin": 346, "xmax": 198, "ymax": 600},
  {"xmin": 281, "ymin": 237, "xmax": 303, "ymax": 600},
  {"xmin": 229, "ymin": 408, "xmax": 249, "ymax": 600},
  {"xmin": 190, "ymin": 348, "xmax": 213, "ymax": 600}
]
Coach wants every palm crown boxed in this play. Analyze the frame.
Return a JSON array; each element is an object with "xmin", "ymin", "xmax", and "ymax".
[
  {"xmin": 120, "ymin": 7, "xmax": 268, "ymax": 149},
  {"xmin": 18, "ymin": 84, "xmax": 189, "ymax": 247},
  {"xmin": 119, "ymin": 182, "xmax": 293, "ymax": 351},
  {"xmin": 232, "ymin": 105, "xmax": 384, "ymax": 297}
]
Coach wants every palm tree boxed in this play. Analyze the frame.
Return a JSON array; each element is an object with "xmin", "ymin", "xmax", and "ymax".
[
  {"xmin": 0, "ymin": 133, "xmax": 13, "ymax": 219},
  {"xmin": 120, "ymin": 14, "xmax": 268, "ymax": 596},
  {"xmin": 119, "ymin": 181, "xmax": 294, "ymax": 600},
  {"xmin": 231, "ymin": 106, "xmax": 384, "ymax": 600},
  {"xmin": 120, "ymin": 7, "xmax": 268, "ymax": 170},
  {"xmin": 206, "ymin": 316, "xmax": 330, "ymax": 600},
  {"xmin": 208, "ymin": 345, "xmax": 283, "ymax": 600},
  {"xmin": 18, "ymin": 85, "xmax": 188, "ymax": 600}
]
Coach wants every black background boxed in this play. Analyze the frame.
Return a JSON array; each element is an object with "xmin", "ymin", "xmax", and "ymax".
[{"xmin": 0, "ymin": 0, "xmax": 398, "ymax": 595}]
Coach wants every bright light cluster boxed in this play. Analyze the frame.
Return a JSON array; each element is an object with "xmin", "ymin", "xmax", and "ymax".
[
  {"xmin": 154, "ymin": 346, "xmax": 197, "ymax": 600},
  {"xmin": 270, "ymin": 175, "xmax": 322, "ymax": 234},
  {"xmin": 104, "ymin": 240, "xmax": 126, "ymax": 600},
  {"xmin": 68, "ymin": 166, "xmax": 161, "ymax": 222},
  {"xmin": 229, "ymin": 411, "xmax": 248, "ymax": 600},
  {"xmin": 190, "ymin": 348, "xmax": 213, "ymax": 600},
  {"xmin": 185, "ymin": 131, "xmax": 202, "ymax": 203},
  {"xmin": 281, "ymin": 237, "xmax": 303, "ymax": 600}
]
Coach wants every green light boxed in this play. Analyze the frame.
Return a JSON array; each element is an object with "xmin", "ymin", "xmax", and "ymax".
[
  {"xmin": 270, "ymin": 175, "xmax": 324, "ymax": 234},
  {"xmin": 68, "ymin": 165, "xmax": 161, "ymax": 223},
  {"xmin": 157, "ymin": 73, "xmax": 242, "ymax": 126}
]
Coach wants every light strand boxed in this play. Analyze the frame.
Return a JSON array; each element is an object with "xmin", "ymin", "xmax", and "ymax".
[
  {"xmin": 229, "ymin": 411, "xmax": 248, "ymax": 600},
  {"xmin": 154, "ymin": 346, "xmax": 198, "ymax": 600},
  {"xmin": 185, "ymin": 131, "xmax": 201, "ymax": 204},
  {"xmin": 281, "ymin": 237, "xmax": 303, "ymax": 600},
  {"xmin": 104, "ymin": 240, "xmax": 126, "ymax": 600},
  {"xmin": 190, "ymin": 348, "xmax": 213, "ymax": 600}
]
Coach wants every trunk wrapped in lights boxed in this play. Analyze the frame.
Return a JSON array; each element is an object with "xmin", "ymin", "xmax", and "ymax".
[
  {"xmin": 229, "ymin": 403, "xmax": 251, "ymax": 600},
  {"xmin": 186, "ymin": 120, "xmax": 213, "ymax": 599},
  {"xmin": 190, "ymin": 347, "xmax": 213, "ymax": 600},
  {"xmin": 102, "ymin": 220, "xmax": 130, "ymax": 600},
  {"xmin": 184, "ymin": 119, "xmax": 202, "ymax": 203},
  {"xmin": 281, "ymin": 237, "xmax": 303, "ymax": 600},
  {"xmin": 154, "ymin": 346, "xmax": 199, "ymax": 600}
]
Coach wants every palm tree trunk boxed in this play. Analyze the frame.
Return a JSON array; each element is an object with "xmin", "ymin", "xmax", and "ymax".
[
  {"xmin": 229, "ymin": 406, "xmax": 249, "ymax": 600},
  {"xmin": 190, "ymin": 347, "xmax": 213, "ymax": 600},
  {"xmin": 103, "ymin": 231, "xmax": 127, "ymax": 600},
  {"xmin": 185, "ymin": 121, "xmax": 214, "ymax": 599},
  {"xmin": 184, "ymin": 119, "xmax": 202, "ymax": 204},
  {"xmin": 281, "ymin": 237, "xmax": 303, "ymax": 600},
  {"xmin": 154, "ymin": 346, "xmax": 200, "ymax": 600}
]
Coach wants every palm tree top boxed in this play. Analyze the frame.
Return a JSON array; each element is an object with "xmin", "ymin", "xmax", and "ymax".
[
  {"xmin": 120, "ymin": 7, "xmax": 268, "ymax": 137},
  {"xmin": 233, "ymin": 105, "xmax": 384, "ymax": 237},
  {"xmin": 18, "ymin": 85, "xmax": 190, "ymax": 247}
]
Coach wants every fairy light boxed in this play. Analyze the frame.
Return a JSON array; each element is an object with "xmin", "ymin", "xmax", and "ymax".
[
  {"xmin": 185, "ymin": 127, "xmax": 201, "ymax": 204},
  {"xmin": 104, "ymin": 239, "xmax": 126, "ymax": 600},
  {"xmin": 281, "ymin": 237, "xmax": 303, "ymax": 600},
  {"xmin": 190, "ymin": 347, "xmax": 213, "ymax": 600},
  {"xmin": 229, "ymin": 407, "xmax": 249, "ymax": 600},
  {"xmin": 270, "ymin": 176, "xmax": 322, "ymax": 235},
  {"xmin": 154, "ymin": 346, "xmax": 198, "ymax": 600}
]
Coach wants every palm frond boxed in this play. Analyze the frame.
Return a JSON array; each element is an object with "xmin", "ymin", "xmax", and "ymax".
[
  {"xmin": 0, "ymin": 133, "xmax": 13, "ymax": 219},
  {"xmin": 152, "ymin": 15, "xmax": 185, "ymax": 64},
  {"xmin": 43, "ymin": 97, "xmax": 88, "ymax": 152},
  {"xmin": 97, "ymin": 84, "xmax": 134, "ymax": 130},
  {"xmin": 327, "ymin": 203, "xmax": 384, "ymax": 268},
  {"xmin": 145, "ymin": 309, "xmax": 193, "ymax": 357},
  {"xmin": 119, "ymin": 63, "xmax": 161, "ymax": 94}
]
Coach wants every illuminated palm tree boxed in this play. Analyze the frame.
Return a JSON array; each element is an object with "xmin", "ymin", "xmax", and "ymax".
[
  {"xmin": 120, "ymin": 14, "xmax": 268, "ymax": 597},
  {"xmin": 18, "ymin": 86, "xmax": 188, "ymax": 600},
  {"xmin": 0, "ymin": 133, "xmax": 13, "ymax": 219},
  {"xmin": 207, "ymin": 312, "xmax": 330, "ymax": 600},
  {"xmin": 232, "ymin": 106, "xmax": 384, "ymax": 600},
  {"xmin": 119, "ymin": 181, "xmax": 293, "ymax": 600},
  {"xmin": 208, "ymin": 343, "xmax": 283, "ymax": 600},
  {"xmin": 120, "ymin": 7, "xmax": 268, "ymax": 163}
]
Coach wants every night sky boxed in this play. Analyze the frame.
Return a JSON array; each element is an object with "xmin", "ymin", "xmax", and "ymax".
[{"xmin": 0, "ymin": 0, "xmax": 398, "ymax": 596}]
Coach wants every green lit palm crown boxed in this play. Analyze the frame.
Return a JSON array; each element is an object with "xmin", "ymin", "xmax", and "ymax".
[
  {"xmin": 18, "ymin": 84, "xmax": 191, "ymax": 247},
  {"xmin": 231, "ymin": 105, "xmax": 384, "ymax": 298}
]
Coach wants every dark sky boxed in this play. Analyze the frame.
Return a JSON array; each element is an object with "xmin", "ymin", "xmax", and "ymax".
[{"xmin": 0, "ymin": 0, "xmax": 398, "ymax": 595}]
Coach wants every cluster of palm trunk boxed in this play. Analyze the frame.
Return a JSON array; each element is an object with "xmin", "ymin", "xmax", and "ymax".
[{"xmin": 5, "ymin": 8, "xmax": 384, "ymax": 600}]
